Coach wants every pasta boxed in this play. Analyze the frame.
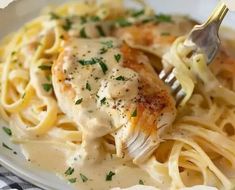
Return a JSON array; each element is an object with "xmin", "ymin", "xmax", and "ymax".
[{"xmin": 1, "ymin": 1, "xmax": 235, "ymax": 190}]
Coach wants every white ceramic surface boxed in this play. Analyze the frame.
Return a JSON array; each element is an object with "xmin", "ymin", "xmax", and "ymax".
[{"xmin": 0, "ymin": 0, "xmax": 235, "ymax": 190}]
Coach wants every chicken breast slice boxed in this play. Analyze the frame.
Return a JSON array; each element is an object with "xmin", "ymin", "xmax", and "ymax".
[{"xmin": 52, "ymin": 37, "xmax": 176, "ymax": 164}]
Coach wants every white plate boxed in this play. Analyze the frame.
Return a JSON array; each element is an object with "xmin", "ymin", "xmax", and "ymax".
[{"xmin": 0, "ymin": 0, "xmax": 235, "ymax": 190}]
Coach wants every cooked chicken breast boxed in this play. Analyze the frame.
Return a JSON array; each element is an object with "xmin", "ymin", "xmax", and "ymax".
[
  {"xmin": 113, "ymin": 16, "xmax": 196, "ymax": 57},
  {"xmin": 52, "ymin": 37, "xmax": 176, "ymax": 163}
]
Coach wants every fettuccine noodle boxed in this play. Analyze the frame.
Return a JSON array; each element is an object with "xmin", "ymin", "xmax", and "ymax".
[{"xmin": 0, "ymin": 1, "xmax": 235, "ymax": 190}]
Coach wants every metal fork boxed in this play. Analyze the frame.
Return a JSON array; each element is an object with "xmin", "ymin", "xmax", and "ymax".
[{"xmin": 159, "ymin": 1, "xmax": 228, "ymax": 106}]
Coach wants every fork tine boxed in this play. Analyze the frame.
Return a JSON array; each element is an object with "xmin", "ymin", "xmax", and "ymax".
[
  {"xmin": 165, "ymin": 72, "xmax": 176, "ymax": 85},
  {"xmin": 176, "ymin": 89, "xmax": 186, "ymax": 106},
  {"xmin": 159, "ymin": 68, "xmax": 185, "ymax": 106},
  {"xmin": 171, "ymin": 80, "xmax": 182, "ymax": 94},
  {"xmin": 159, "ymin": 70, "xmax": 167, "ymax": 80},
  {"xmin": 159, "ymin": 67, "xmax": 173, "ymax": 80}
]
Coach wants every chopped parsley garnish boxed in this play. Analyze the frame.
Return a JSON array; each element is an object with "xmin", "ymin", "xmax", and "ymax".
[
  {"xmin": 62, "ymin": 18, "xmax": 73, "ymax": 31},
  {"xmin": 11, "ymin": 51, "xmax": 16, "ymax": 56},
  {"xmin": 132, "ymin": 9, "xmax": 145, "ymax": 17},
  {"xmin": 114, "ymin": 54, "xmax": 121, "ymax": 63},
  {"xmin": 80, "ymin": 16, "xmax": 87, "ymax": 24},
  {"xmin": 90, "ymin": 16, "xmax": 100, "ymax": 22},
  {"xmin": 115, "ymin": 76, "xmax": 125, "ymax": 81},
  {"xmin": 68, "ymin": 178, "xmax": 77, "ymax": 183},
  {"xmin": 142, "ymin": 18, "xmax": 154, "ymax": 23},
  {"xmin": 2, "ymin": 143, "xmax": 12, "ymax": 150},
  {"xmin": 65, "ymin": 167, "xmax": 74, "ymax": 176},
  {"xmin": 80, "ymin": 15, "xmax": 100, "ymax": 24},
  {"xmin": 38, "ymin": 65, "xmax": 51, "ymax": 70},
  {"xmin": 99, "ymin": 47, "xmax": 108, "ymax": 54},
  {"xmin": 79, "ymin": 57, "xmax": 108, "ymax": 74},
  {"xmin": 106, "ymin": 171, "xmax": 115, "ymax": 181},
  {"xmin": 99, "ymin": 61, "xmax": 108, "ymax": 74},
  {"xmin": 80, "ymin": 27, "xmax": 88, "ymax": 38},
  {"xmin": 78, "ymin": 58, "xmax": 97, "ymax": 65},
  {"xmin": 2, "ymin": 127, "xmax": 12, "ymax": 136},
  {"xmin": 75, "ymin": 98, "xmax": 83, "ymax": 105},
  {"xmin": 116, "ymin": 18, "xmax": 132, "ymax": 27},
  {"xmin": 99, "ymin": 40, "xmax": 114, "ymax": 54},
  {"xmin": 161, "ymin": 32, "xmax": 170, "ymax": 36},
  {"xmin": 49, "ymin": 12, "xmax": 60, "ymax": 20},
  {"xmin": 100, "ymin": 97, "xmax": 106, "ymax": 105},
  {"xmin": 131, "ymin": 108, "xmax": 137, "ymax": 117},
  {"xmin": 46, "ymin": 75, "xmax": 52, "ymax": 82},
  {"xmin": 139, "ymin": 179, "xmax": 144, "ymax": 185},
  {"xmin": 80, "ymin": 173, "xmax": 88, "ymax": 182},
  {"xmin": 42, "ymin": 83, "xmax": 53, "ymax": 92},
  {"xmin": 86, "ymin": 82, "xmax": 91, "ymax": 91},
  {"xmin": 101, "ymin": 40, "xmax": 113, "ymax": 48},
  {"xmin": 96, "ymin": 25, "xmax": 106, "ymax": 37},
  {"xmin": 155, "ymin": 14, "xmax": 172, "ymax": 23}
]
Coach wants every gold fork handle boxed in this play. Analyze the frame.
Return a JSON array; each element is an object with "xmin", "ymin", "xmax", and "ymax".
[{"xmin": 205, "ymin": 1, "xmax": 229, "ymax": 27}]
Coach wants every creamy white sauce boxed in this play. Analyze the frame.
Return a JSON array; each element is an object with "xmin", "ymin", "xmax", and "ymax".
[{"xmin": 21, "ymin": 141, "xmax": 161, "ymax": 190}]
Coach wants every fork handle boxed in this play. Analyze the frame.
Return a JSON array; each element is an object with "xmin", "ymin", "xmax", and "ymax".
[{"xmin": 205, "ymin": 1, "xmax": 228, "ymax": 27}]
